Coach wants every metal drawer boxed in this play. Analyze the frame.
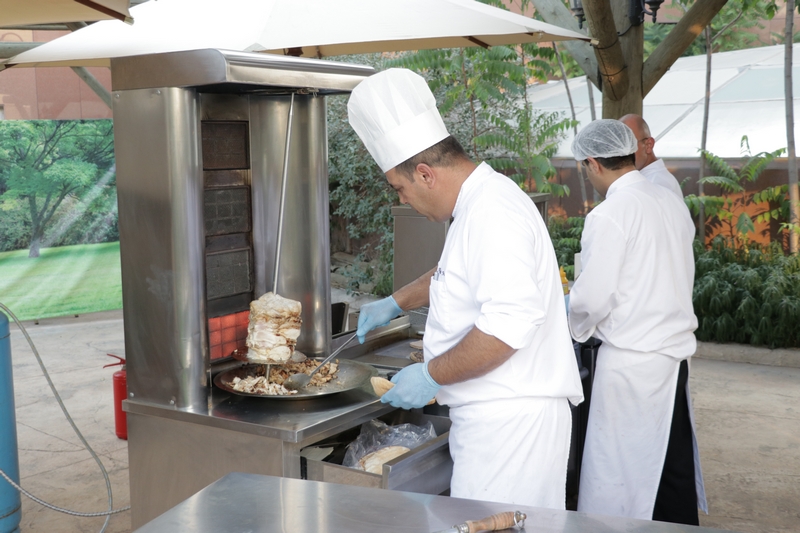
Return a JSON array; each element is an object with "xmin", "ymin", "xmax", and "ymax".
[{"xmin": 303, "ymin": 411, "xmax": 452, "ymax": 495}]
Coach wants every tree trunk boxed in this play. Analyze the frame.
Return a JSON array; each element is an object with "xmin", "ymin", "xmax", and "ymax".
[
  {"xmin": 698, "ymin": 26, "xmax": 713, "ymax": 241},
  {"xmin": 583, "ymin": 0, "xmax": 629, "ymax": 105},
  {"xmin": 28, "ymin": 236, "xmax": 41, "ymax": 258},
  {"xmin": 786, "ymin": 0, "xmax": 798, "ymax": 254},
  {"xmin": 601, "ymin": 0, "xmax": 643, "ymax": 119}
]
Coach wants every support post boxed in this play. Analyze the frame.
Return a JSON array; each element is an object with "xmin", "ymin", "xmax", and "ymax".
[
  {"xmin": 70, "ymin": 66, "xmax": 113, "ymax": 109},
  {"xmin": 0, "ymin": 311, "xmax": 21, "ymax": 533},
  {"xmin": 65, "ymin": 22, "xmax": 113, "ymax": 110}
]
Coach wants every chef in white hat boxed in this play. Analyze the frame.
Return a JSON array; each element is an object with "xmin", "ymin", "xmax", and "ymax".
[
  {"xmin": 568, "ymin": 119, "xmax": 706, "ymax": 524},
  {"xmin": 348, "ymin": 68, "xmax": 583, "ymax": 509}
]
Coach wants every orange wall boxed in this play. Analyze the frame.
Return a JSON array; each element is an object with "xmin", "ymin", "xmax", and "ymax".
[{"xmin": 0, "ymin": 29, "xmax": 112, "ymax": 120}]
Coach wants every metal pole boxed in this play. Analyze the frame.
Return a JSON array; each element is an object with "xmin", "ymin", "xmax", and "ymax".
[
  {"xmin": 785, "ymin": 0, "xmax": 798, "ymax": 254},
  {"xmin": 273, "ymin": 93, "xmax": 295, "ymax": 293},
  {"xmin": 553, "ymin": 42, "xmax": 589, "ymax": 213},
  {"xmin": 0, "ymin": 311, "xmax": 21, "ymax": 533},
  {"xmin": 70, "ymin": 66, "xmax": 113, "ymax": 109},
  {"xmin": 587, "ymin": 80, "xmax": 600, "ymax": 203},
  {"xmin": 698, "ymin": 25, "xmax": 712, "ymax": 241}
]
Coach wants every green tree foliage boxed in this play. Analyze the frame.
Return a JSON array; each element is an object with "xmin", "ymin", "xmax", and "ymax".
[
  {"xmin": 384, "ymin": 45, "xmax": 572, "ymax": 192},
  {"xmin": 693, "ymin": 236, "xmax": 800, "ymax": 348},
  {"xmin": 0, "ymin": 120, "xmax": 115, "ymax": 257},
  {"xmin": 384, "ymin": 0, "xmax": 573, "ymax": 194},
  {"xmin": 547, "ymin": 215, "xmax": 584, "ymax": 280},
  {"xmin": 326, "ymin": 14, "xmax": 574, "ymax": 293},
  {"xmin": 684, "ymin": 136, "xmax": 785, "ymax": 242},
  {"xmin": 644, "ymin": 0, "xmax": 781, "ymax": 59},
  {"xmin": 327, "ymin": 54, "xmax": 398, "ymax": 295}
]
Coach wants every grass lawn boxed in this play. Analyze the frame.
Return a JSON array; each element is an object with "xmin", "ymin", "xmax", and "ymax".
[{"xmin": 0, "ymin": 242, "xmax": 122, "ymax": 321}]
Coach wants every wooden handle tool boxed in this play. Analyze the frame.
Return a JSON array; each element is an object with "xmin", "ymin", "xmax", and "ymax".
[
  {"xmin": 370, "ymin": 376, "xmax": 436, "ymax": 405},
  {"xmin": 432, "ymin": 510, "xmax": 526, "ymax": 533},
  {"xmin": 463, "ymin": 511, "xmax": 522, "ymax": 532}
]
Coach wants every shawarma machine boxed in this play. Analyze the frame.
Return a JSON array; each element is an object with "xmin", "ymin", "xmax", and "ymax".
[{"xmin": 112, "ymin": 49, "xmax": 454, "ymax": 529}]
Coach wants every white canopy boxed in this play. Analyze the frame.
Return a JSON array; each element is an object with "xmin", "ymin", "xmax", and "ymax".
[
  {"xmin": 3, "ymin": 0, "xmax": 590, "ymax": 69},
  {"xmin": 0, "ymin": 0, "xmax": 132, "ymax": 25},
  {"xmin": 528, "ymin": 43, "xmax": 800, "ymax": 159}
]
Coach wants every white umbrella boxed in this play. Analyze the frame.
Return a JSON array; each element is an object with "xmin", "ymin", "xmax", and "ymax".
[
  {"xmin": 0, "ymin": 0, "xmax": 132, "ymax": 26},
  {"xmin": 3, "ymin": 0, "xmax": 590, "ymax": 69}
]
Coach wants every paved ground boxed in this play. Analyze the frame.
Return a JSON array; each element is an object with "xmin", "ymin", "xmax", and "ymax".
[{"xmin": 3, "ymin": 310, "xmax": 800, "ymax": 533}]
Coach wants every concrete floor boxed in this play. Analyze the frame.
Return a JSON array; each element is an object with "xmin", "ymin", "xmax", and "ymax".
[{"xmin": 3, "ymin": 310, "xmax": 800, "ymax": 533}]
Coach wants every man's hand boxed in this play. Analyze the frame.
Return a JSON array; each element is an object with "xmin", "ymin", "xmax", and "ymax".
[
  {"xmin": 381, "ymin": 362, "xmax": 441, "ymax": 409},
  {"xmin": 356, "ymin": 296, "xmax": 403, "ymax": 344}
]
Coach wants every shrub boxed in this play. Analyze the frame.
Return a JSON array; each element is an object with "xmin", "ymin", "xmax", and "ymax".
[
  {"xmin": 693, "ymin": 237, "xmax": 800, "ymax": 348},
  {"xmin": 548, "ymin": 216, "xmax": 584, "ymax": 280}
]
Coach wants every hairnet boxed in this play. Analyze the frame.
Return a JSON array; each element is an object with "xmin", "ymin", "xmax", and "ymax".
[{"xmin": 571, "ymin": 119, "xmax": 638, "ymax": 161}]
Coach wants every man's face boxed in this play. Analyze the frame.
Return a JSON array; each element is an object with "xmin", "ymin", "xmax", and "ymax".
[
  {"xmin": 621, "ymin": 119, "xmax": 654, "ymax": 170},
  {"xmin": 582, "ymin": 158, "xmax": 607, "ymax": 198},
  {"xmin": 385, "ymin": 167, "xmax": 439, "ymax": 221}
]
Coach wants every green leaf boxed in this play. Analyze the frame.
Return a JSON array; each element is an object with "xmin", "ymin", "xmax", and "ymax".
[
  {"xmin": 698, "ymin": 175, "xmax": 745, "ymax": 193},
  {"xmin": 736, "ymin": 213, "xmax": 756, "ymax": 235}
]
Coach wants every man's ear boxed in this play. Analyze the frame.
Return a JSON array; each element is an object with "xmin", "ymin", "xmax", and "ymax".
[
  {"xmin": 586, "ymin": 157, "xmax": 601, "ymax": 174},
  {"xmin": 416, "ymin": 163, "xmax": 436, "ymax": 188}
]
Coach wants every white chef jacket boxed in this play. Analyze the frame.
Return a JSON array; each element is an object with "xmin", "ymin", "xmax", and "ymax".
[
  {"xmin": 568, "ymin": 170, "xmax": 696, "ymax": 357},
  {"xmin": 423, "ymin": 162, "xmax": 583, "ymax": 509},
  {"xmin": 423, "ymin": 162, "xmax": 584, "ymax": 408},
  {"xmin": 640, "ymin": 158, "xmax": 683, "ymax": 200},
  {"xmin": 568, "ymin": 170, "xmax": 706, "ymax": 519}
]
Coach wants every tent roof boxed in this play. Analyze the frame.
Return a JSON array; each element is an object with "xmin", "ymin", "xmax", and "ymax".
[{"xmin": 528, "ymin": 43, "xmax": 800, "ymax": 159}]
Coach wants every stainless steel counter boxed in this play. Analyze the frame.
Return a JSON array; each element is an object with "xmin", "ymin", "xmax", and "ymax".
[{"xmin": 134, "ymin": 472, "xmax": 730, "ymax": 533}]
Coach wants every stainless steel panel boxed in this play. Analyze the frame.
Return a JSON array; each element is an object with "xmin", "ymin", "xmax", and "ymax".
[
  {"xmin": 127, "ymin": 413, "xmax": 290, "ymax": 529},
  {"xmin": 134, "ymin": 472, "xmax": 732, "ymax": 533},
  {"xmin": 392, "ymin": 205, "xmax": 449, "ymax": 292},
  {"xmin": 305, "ymin": 413, "xmax": 452, "ymax": 496},
  {"xmin": 111, "ymin": 49, "xmax": 374, "ymax": 92},
  {"xmin": 383, "ymin": 432, "xmax": 452, "ymax": 494},
  {"xmin": 250, "ymin": 94, "xmax": 331, "ymax": 356},
  {"xmin": 114, "ymin": 87, "xmax": 208, "ymax": 410},
  {"xmin": 123, "ymin": 378, "xmax": 394, "ymax": 444}
]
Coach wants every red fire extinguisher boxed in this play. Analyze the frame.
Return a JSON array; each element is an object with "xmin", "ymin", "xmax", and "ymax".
[{"xmin": 104, "ymin": 354, "xmax": 127, "ymax": 440}]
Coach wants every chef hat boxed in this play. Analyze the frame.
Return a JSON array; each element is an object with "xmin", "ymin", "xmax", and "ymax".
[
  {"xmin": 348, "ymin": 68, "xmax": 450, "ymax": 172},
  {"xmin": 572, "ymin": 119, "xmax": 638, "ymax": 161}
]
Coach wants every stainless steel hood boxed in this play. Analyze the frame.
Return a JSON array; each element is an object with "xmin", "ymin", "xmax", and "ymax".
[{"xmin": 110, "ymin": 48, "xmax": 375, "ymax": 92}]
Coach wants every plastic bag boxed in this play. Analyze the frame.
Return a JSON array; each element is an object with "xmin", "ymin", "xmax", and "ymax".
[{"xmin": 342, "ymin": 419, "xmax": 437, "ymax": 468}]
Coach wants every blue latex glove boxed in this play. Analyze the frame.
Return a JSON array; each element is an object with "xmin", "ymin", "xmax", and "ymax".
[
  {"xmin": 381, "ymin": 361, "xmax": 441, "ymax": 410},
  {"xmin": 356, "ymin": 296, "xmax": 402, "ymax": 344},
  {"xmin": 564, "ymin": 294, "xmax": 570, "ymax": 316}
]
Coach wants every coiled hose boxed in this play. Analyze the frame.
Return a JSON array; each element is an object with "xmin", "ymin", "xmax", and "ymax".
[{"xmin": 0, "ymin": 302, "xmax": 129, "ymax": 533}]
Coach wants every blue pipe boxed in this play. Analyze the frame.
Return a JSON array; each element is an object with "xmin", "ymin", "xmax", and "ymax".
[{"xmin": 0, "ymin": 311, "xmax": 20, "ymax": 533}]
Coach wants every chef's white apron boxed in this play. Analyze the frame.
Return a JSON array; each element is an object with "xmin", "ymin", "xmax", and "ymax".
[
  {"xmin": 577, "ymin": 344, "xmax": 706, "ymax": 519},
  {"xmin": 448, "ymin": 396, "xmax": 572, "ymax": 509}
]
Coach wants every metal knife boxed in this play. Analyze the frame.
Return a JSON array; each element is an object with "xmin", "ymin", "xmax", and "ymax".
[{"xmin": 432, "ymin": 510, "xmax": 527, "ymax": 533}]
